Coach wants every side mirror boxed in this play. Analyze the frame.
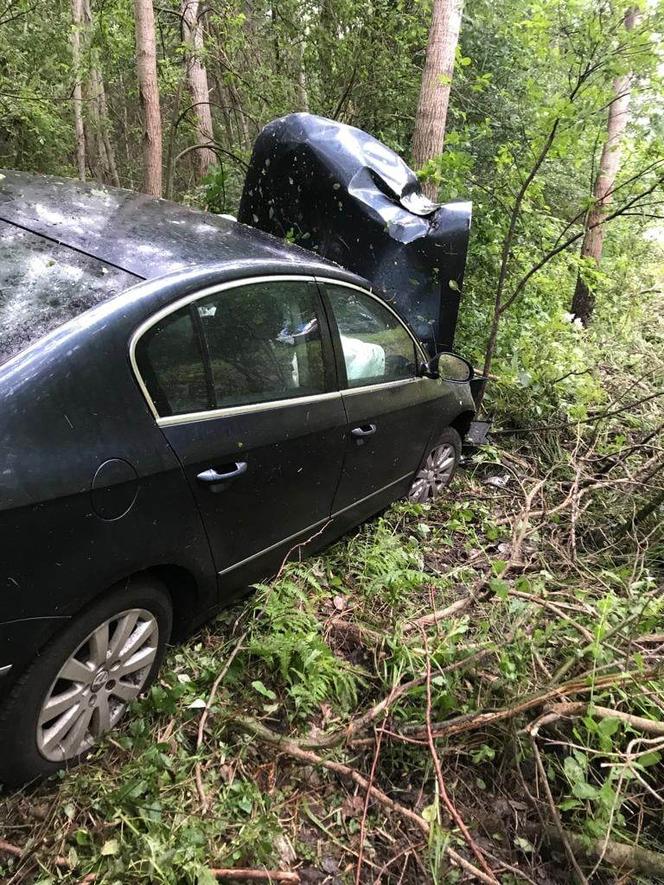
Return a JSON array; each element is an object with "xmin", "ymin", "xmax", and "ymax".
[{"xmin": 420, "ymin": 351, "xmax": 473, "ymax": 383}]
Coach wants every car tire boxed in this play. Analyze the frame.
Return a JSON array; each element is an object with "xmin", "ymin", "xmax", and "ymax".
[
  {"xmin": 0, "ymin": 577, "xmax": 172, "ymax": 787},
  {"xmin": 408, "ymin": 427, "xmax": 462, "ymax": 503}
]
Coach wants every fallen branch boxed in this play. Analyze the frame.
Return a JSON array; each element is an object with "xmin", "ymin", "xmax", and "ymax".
[
  {"xmin": 209, "ymin": 870, "xmax": 300, "ymax": 883},
  {"xmin": 229, "ymin": 716, "xmax": 497, "ymax": 885},
  {"xmin": 403, "ymin": 594, "xmax": 474, "ymax": 632},
  {"xmin": 530, "ymin": 734, "xmax": 588, "ymax": 884},
  {"xmin": 530, "ymin": 701, "xmax": 664, "ymax": 737},
  {"xmin": 286, "ymin": 646, "xmax": 494, "ymax": 751},
  {"xmin": 545, "ymin": 828, "xmax": 664, "ymax": 879},
  {"xmin": 0, "ymin": 841, "xmax": 23, "ymax": 860},
  {"xmin": 196, "ymin": 631, "xmax": 247, "ymax": 811},
  {"xmin": 421, "ymin": 629, "xmax": 499, "ymax": 882},
  {"xmin": 401, "ymin": 667, "xmax": 660, "ymax": 741},
  {"xmin": 0, "ymin": 839, "xmax": 68, "ymax": 868}
]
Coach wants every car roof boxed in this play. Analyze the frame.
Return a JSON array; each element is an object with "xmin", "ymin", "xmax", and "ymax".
[{"xmin": 0, "ymin": 169, "xmax": 339, "ymax": 280}]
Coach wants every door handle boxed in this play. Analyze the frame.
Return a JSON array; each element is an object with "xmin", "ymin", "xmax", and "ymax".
[
  {"xmin": 197, "ymin": 462, "xmax": 248, "ymax": 484},
  {"xmin": 351, "ymin": 424, "xmax": 377, "ymax": 439}
]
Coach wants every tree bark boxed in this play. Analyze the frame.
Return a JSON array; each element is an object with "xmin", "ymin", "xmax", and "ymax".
[
  {"xmin": 571, "ymin": 7, "xmax": 638, "ymax": 324},
  {"xmin": 411, "ymin": 0, "xmax": 463, "ymax": 200},
  {"xmin": 134, "ymin": 0, "xmax": 163, "ymax": 196},
  {"xmin": 295, "ymin": 39, "xmax": 309, "ymax": 112},
  {"xmin": 81, "ymin": 0, "xmax": 120, "ymax": 187},
  {"xmin": 181, "ymin": 0, "xmax": 216, "ymax": 180},
  {"xmin": 70, "ymin": 0, "xmax": 87, "ymax": 180}
]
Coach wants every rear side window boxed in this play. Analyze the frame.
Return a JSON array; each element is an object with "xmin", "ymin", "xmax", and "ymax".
[
  {"xmin": 0, "ymin": 222, "xmax": 137, "ymax": 367},
  {"xmin": 135, "ymin": 308, "xmax": 211, "ymax": 417},
  {"xmin": 325, "ymin": 285, "xmax": 418, "ymax": 388},
  {"xmin": 135, "ymin": 279, "xmax": 329, "ymax": 417}
]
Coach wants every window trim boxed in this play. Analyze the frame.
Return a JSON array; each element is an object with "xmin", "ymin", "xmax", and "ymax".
[
  {"xmin": 130, "ymin": 274, "xmax": 430, "ymax": 426},
  {"xmin": 316, "ymin": 278, "xmax": 428, "ymax": 391}
]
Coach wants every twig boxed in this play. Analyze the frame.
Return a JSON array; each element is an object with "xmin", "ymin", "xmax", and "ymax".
[
  {"xmin": 195, "ymin": 631, "xmax": 247, "ymax": 811},
  {"xmin": 530, "ymin": 701, "xmax": 664, "ymax": 736},
  {"xmin": 209, "ymin": 871, "xmax": 300, "ymax": 882},
  {"xmin": 421, "ymin": 629, "xmax": 499, "ymax": 883},
  {"xmin": 228, "ymin": 716, "xmax": 499, "ymax": 885},
  {"xmin": 530, "ymin": 735, "xmax": 589, "ymax": 884},
  {"xmin": 0, "ymin": 839, "xmax": 68, "ymax": 867},
  {"xmin": 274, "ymin": 520, "xmax": 331, "ymax": 580},
  {"xmin": 508, "ymin": 590, "xmax": 594, "ymax": 643},
  {"xmin": 355, "ymin": 723, "xmax": 385, "ymax": 884},
  {"xmin": 403, "ymin": 595, "xmax": 474, "ymax": 632},
  {"xmin": 401, "ymin": 667, "xmax": 660, "ymax": 741}
]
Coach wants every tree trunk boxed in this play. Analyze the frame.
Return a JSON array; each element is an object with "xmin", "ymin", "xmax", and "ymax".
[
  {"xmin": 295, "ymin": 39, "xmax": 309, "ymax": 112},
  {"xmin": 411, "ymin": 0, "xmax": 463, "ymax": 200},
  {"xmin": 96, "ymin": 73, "xmax": 121, "ymax": 187},
  {"xmin": 134, "ymin": 0, "xmax": 163, "ymax": 196},
  {"xmin": 70, "ymin": 0, "xmax": 87, "ymax": 180},
  {"xmin": 81, "ymin": 0, "xmax": 120, "ymax": 187},
  {"xmin": 571, "ymin": 7, "xmax": 637, "ymax": 324},
  {"xmin": 181, "ymin": 0, "xmax": 216, "ymax": 180}
]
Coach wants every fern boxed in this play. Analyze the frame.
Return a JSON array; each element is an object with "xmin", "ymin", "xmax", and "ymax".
[{"xmin": 247, "ymin": 570, "xmax": 361, "ymax": 715}]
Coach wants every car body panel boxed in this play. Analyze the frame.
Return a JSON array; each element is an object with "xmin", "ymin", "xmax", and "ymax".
[
  {"xmin": 331, "ymin": 377, "xmax": 465, "ymax": 518},
  {"xmin": 159, "ymin": 393, "xmax": 348, "ymax": 589},
  {"xmin": 0, "ymin": 169, "xmax": 332, "ymax": 282}
]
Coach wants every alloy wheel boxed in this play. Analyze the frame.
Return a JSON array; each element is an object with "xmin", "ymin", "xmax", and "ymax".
[
  {"xmin": 36, "ymin": 608, "xmax": 158, "ymax": 762},
  {"xmin": 408, "ymin": 443, "xmax": 457, "ymax": 503}
]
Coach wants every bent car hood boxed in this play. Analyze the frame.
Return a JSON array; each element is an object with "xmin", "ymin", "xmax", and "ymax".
[{"xmin": 238, "ymin": 113, "xmax": 472, "ymax": 353}]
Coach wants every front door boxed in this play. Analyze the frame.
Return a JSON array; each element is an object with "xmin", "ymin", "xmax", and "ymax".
[
  {"xmin": 319, "ymin": 280, "xmax": 445, "ymax": 522},
  {"xmin": 133, "ymin": 276, "xmax": 347, "ymax": 592}
]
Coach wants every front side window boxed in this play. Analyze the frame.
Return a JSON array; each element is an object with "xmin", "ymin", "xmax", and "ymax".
[
  {"xmin": 326, "ymin": 285, "xmax": 418, "ymax": 388},
  {"xmin": 136, "ymin": 279, "xmax": 328, "ymax": 417}
]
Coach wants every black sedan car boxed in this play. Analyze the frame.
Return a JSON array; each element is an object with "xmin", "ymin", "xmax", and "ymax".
[{"xmin": 0, "ymin": 171, "xmax": 475, "ymax": 784}]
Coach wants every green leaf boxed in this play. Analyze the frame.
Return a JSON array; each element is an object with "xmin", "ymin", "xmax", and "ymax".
[
  {"xmin": 100, "ymin": 838, "xmax": 119, "ymax": 856},
  {"xmin": 637, "ymin": 751, "xmax": 661, "ymax": 768},
  {"xmin": 422, "ymin": 802, "xmax": 439, "ymax": 823},
  {"xmin": 489, "ymin": 577, "xmax": 509, "ymax": 599},
  {"xmin": 597, "ymin": 716, "xmax": 621, "ymax": 738}
]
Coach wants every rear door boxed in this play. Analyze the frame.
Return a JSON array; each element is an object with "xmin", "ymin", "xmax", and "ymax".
[
  {"xmin": 319, "ymin": 280, "xmax": 447, "ymax": 522},
  {"xmin": 132, "ymin": 275, "xmax": 347, "ymax": 592}
]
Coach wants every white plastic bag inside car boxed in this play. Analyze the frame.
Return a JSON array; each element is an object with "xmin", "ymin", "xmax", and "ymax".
[{"xmin": 340, "ymin": 334, "xmax": 385, "ymax": 381}]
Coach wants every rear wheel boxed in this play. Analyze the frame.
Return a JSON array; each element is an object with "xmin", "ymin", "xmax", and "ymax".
[
  {"xmin": 0, "ymin": 578, "xmax": 172, "ymax": 786},
  {"xmin": 408, "ymin": 427, "xmax": 461, "ymax": 503}
]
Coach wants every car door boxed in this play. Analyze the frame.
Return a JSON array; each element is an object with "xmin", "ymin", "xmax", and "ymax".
[
  {"xmin": 319, "ymin": 279, "xmax": 448, "ymax": 522},
  {"xmin": 132, "ymin": 275, "xmax": 347, "ymax": 592}
]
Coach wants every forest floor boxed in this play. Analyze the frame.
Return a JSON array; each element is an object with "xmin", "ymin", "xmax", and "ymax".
[{"xmin": 1, "ymin": 426, "xmax": 663, "ymax": 884}]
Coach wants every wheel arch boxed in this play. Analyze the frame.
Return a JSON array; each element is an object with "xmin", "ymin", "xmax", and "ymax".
[{"xmin": 449, "ymin": 409, "xmax": 475, "ymax": 441}]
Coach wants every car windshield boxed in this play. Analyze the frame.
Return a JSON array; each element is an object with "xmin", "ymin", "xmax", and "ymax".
[{"xmin": 0, "ymin": 222, "xmax": 138, "ymax": 366}]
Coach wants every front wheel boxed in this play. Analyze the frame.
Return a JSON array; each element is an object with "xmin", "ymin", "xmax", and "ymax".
[
  {"xmin": 0, "ymin": 577, "xmax": 172, "ymax": 786},
  {"xmin": 408, "ymin": 427, "xmax": 461, "ymax": 503}
]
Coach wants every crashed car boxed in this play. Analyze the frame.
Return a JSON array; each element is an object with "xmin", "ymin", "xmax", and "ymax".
[{"xmin": 0, "ymin": 114, "xmax": 477, "ymax": 784}]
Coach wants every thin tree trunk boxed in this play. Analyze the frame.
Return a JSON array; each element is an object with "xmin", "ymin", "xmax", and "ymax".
[
  {"xmin": 134, "ymin": 0, "xmax": 163, "ymax": 196},
  {"xmin": 181, "ymin": 0, "xmax": 216, "ymax": 180},
  {"xmin": 411, "ymin": 0, "xmax": 463, "ymax": 200},
  {"xmin": 571, "ymin": 7, "xmax": 638, "ymax": 324},
  {"xmin": 70, "ymin": 0, "xmax": 87, "ymax": 180},
  {"xmin": 82, "ymin": 76, "xmax": 105, "ymax": 182},
  {"xmin": 94, "ymin": 66, "xmax": 121, "ymax": 187},
  {"xmin": 295, "ymin": 39, "xmax": 309, "ymax": 111},
  {"xmin": 81, "ymin": 0, "xmax": 120, "ymax": 187}
]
